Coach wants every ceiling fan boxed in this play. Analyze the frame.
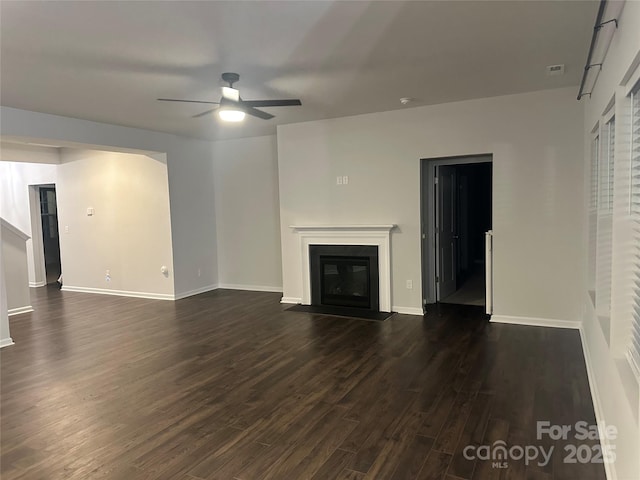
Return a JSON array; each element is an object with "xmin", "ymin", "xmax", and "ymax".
[{"xmin": 157, "ymin": 72, "xmax": 301, "ymax": 121}]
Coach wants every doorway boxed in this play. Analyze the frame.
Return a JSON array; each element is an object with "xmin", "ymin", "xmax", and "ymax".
[
  {"xmin": 38, "ymin": 186, "xmax": 61, "ymax": 285},
  {"xmin": 420, "ymin": 155, "xmax": 492, "ymax": 310}
]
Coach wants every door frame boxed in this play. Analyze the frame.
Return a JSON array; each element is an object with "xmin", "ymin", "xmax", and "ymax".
[{"xmin": 420, "ymin": 154, "xmax": 493, "ymax": 309}]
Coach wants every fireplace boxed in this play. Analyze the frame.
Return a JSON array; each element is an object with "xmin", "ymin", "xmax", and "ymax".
[
  {"xmin": 310, "ymin": 245, "xmax": 379, "ymax": 311},
  {"xmin": 289, "ymin": 225, "xmax": 395, "ymax": 313}
]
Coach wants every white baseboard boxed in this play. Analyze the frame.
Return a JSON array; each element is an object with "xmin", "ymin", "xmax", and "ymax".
[
  {"xmin": 490, "ymin": 314, "xmax": 580, "ymax": 329},
  {"xmin": 173, "ymin": 284, "xmax": 219, "ymax": 300},
  {"xmin": 29, "ymin": 281, "xmax": 46, "ymax": 288},
  {"xmin": 62, "ymin": 285, "xmax": 174, "ymax": 301},
  {"xmin": 578, "ymin": 327, "xmax": 616, "ymax": 480},
  {"xmin": 393, "ymin": 306, "xmax": 424, "ymax": 316},
  {"xmin": 8, "ymin": 306, "xmax": 34, "ymax": 316},
  {"xmin": 0, "ymin": 337, "xmax": 15, "ymax": 348},
  {"xmin": 218, "ymin": 283, "xmax": 283, "ymax": 293},
  {"xmin": 280, "ymin": 297, "xmax": 302, "ymax": 304}
]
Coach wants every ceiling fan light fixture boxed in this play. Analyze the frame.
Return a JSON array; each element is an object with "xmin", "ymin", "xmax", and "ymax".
[
  {"xmin": 158, "ymin": 73, "xmax": 301, "ymax": 122},
  {"xmin": 218, "ymin": 108, "xmax": 245, "ymax": 122}
]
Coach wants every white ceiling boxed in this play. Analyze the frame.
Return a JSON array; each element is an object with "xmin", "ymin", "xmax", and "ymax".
[{"xmin": 0, "ymin": 1, "xmax": 597, "ymax": 141}]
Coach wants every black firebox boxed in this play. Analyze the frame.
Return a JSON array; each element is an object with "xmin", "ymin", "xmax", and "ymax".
[{"xmin": 309, "ymin": 245, "xmax": 379, "ymax": 311}]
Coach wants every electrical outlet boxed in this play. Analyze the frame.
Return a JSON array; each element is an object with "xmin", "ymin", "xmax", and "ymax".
[
  {"xmin": 105, "ymin": 270, "xmax": 111, "ymax": 282},
  {"xmin": 406, "ymin": 280, "xmax": 413, "ymax": 289},
  {"xmin": 343, "ymin": 175, "xmax": 349, "ymax": 185},
  {"xmin": 197, "ymin": 268, "xmax": 201, "ymax": 277}
]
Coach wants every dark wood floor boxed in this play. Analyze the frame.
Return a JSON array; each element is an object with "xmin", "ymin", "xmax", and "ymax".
[{"xmin": 1, "ymin": 287, "xmax": 605, "ymax": 480}]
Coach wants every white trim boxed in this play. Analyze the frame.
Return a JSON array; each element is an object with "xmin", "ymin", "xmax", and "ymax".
[
  {"xmin": 0, "ymin": 218, "xmax": 30, "ymax": 240},
  {"xmin": 579, "ymin": 327, "xmax": 616, "ymax": 480},
  {"xmin": 392, "ymin": 306, "xmax": 423, "ymax": 316},
  {"xmin": 173, "ymin": 284, "xmax": 219, "ymax": 300},
  {"xmin": 218, "ymin": 283, "xmax": 283, "ymax": 293},
  {"xmin": 29, "ymin": 281, "xmax": 47, "ymax": 288},
  {"xmin": 622, "ymin": 50, "xmax": 640, "ymax": 97},
  {"xmin": 0, "ymin": 337, "xmax": 15, "ymax": 348},
  {"xmin": 485, "ymin": 230, "xmax": 493, "ymax": 314},
  {"xmin": 290, "ymin": 225, "xmax": 396, "ymax": 313},
  {"xmin": 8, "ymin": 306, "xmax": 33, "ymax": 316},
  {"xmin": 281, "ymin": 297, "xmax": 302, "ymax": 304},
  {"xmin": 62, "ymin": 285, "xmax": 174, "ymax": 301},
  {"xmin": 490, "ymin": 315, "xmax": 581, "ymax": 329},
  {"xmin": 602, "ymin": 101, "xmax": 615, "ymax": 124},
  {"xmin": 290, "ymin": 224, "xmax": 396, "ymax": 232}
]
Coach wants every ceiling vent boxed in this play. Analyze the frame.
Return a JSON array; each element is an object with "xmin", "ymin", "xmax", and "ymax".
[{"xmin": 546, "ymin": 64, "xmax": 565, "ymax": 76}]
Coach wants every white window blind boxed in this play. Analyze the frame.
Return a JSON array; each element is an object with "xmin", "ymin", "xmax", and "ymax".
[
  {"xmin": 601, "ymin": 118, "xmax": 615, "ymax": 212},
  {"xmin": 588, "ymin": 133, "xmax": 599, "ymax": 292},
  {"xmin": 632, "ymin": 89, "xmax": 640, "ymax": 216},
  {"xmin": 591, "ymin": 135, "xmax": 599, "ymax": 210},
  {"xmin": 627, "ymin": 87, "xmax": 640, "ymax": 378}
]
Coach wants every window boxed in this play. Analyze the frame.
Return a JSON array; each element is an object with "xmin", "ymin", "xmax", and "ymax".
[
  {"xmin": 632, "ymin": 88, "xmax": 640, "ymax": 216},
  {"xmin": 627, "ymin": 86, "xmax": 640, "ymax": 378},
  {"xmin": 588, "ymin": 130, "xmax": 600, "ymax": 293},
  {"xmin": 601, "ymin": 117, "xmax": 615, "ymax": 212},
  {"xmin": 591, "ymin": 134, "xmax": 599, "ymax": 211},
  {"xmin": 597, "ymin": 115, "xmax": 615, "ymax": 323}
]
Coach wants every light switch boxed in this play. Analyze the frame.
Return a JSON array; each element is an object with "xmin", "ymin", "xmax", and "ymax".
[
  {"xmin": 87, "ymin": 207, "xmax": 94, "ymax": 216},
  {"xmin": 343, "ymin": 176, "xmax": 349, "ymax": 185},
  {"xmin": 337, "ymin": 176, "xmax": 343, "ymax": 185}
]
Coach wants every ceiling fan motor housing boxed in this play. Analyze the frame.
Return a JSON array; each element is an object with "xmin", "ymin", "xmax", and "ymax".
[{"xmin": 221, "ymin": 72, "xmax": 240, "ymax": 86}]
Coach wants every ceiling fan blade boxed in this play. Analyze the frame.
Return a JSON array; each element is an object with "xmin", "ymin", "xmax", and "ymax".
[
  {"xmin": 192, "ymin": 107, "xmax": 219, "ymax": 118},
  {"xmin": 241, "ymin": 99, "xmax": 302, "ymax": 107},
  {"xmin": 157, "ymin": 98, "xmax": 220, "ymax": 105},
  {"xmin": 243, "ymin": 106, "xmax": 274, "ymax": 120}
]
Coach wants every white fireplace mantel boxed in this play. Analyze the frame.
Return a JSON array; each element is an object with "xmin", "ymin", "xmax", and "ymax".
[
  {"xmin": 290, "ymin": 224, "xmax": 396, "ymax": 312},
  {"xmin": 290, "ymin": 225, "xmax": 396, "ymax": 232}
]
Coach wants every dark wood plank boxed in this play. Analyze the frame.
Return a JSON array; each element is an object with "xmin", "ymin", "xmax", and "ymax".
[
  {"xmin": 416, "ymin": 450, "xmax": 452, "ymax": 480},
  {"xmin": 389, "ymin": 434, "xmax": 435, "ymax": 480},
  {"xmin": 310, "ymin": 448, "xmax": 356, "ymax": 480},
  {"xmin": 432, "ymin": 388, "xmax": 478, "ymax": 454},
  {"xmin": 470, "ymin": 417, "xmax": 510, "ymax": 480},
  {"xmin": 447, "ymin": 392, "xmax": 493, "ymax": 479},
  {"xmin": 336, "ymin": 468, "xmax": 366, "ymax": 480}
]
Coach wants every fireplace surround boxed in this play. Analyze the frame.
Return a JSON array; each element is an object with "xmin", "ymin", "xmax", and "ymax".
[{"xmin": 290, "ymin": 225, "xmax": 395, "ymax": 312}]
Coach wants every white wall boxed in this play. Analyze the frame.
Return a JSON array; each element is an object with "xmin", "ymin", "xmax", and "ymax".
[
  {"xmin": 0, "ymin": 160, "xmax": 57, "ymax": 285},
  {"xmin": 213, "ymin": 135, "xmax": 282, "ymax": 291},
  {"xmin": 57, "ymin": 149, "xmax": 174, "ymax": 298},
  {"xmin": 581, "ymin": 1, "xmax": 640, "ymax": 479},
  {"xmin": 1, "ymin": 219, "xmax": 31, "ymax": 314},
  {"xmin": 277, "ymin": 87, "xmax": 584, "ymax": 319},
  {"xmin": 0, "ymin": 107, "xmax": 218, "ymax": 298}
]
